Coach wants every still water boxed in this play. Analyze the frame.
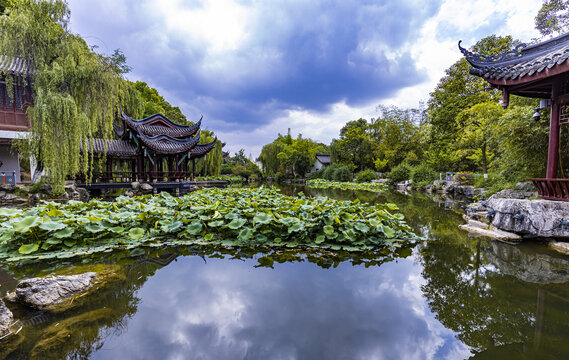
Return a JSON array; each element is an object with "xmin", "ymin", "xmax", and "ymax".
[{"xmin": 2, "ymin": 186, "xmax": 569, "ymax": 359}]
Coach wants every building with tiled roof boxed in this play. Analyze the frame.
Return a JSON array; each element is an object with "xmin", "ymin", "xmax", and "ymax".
[
  {"xmin": 0, "ymin": 56, "xmax": 33, "ymax": 183},
  {"xmin": 461, "ymin": 32, "xmax": 569, "ymax": 201},
  {"xmin": 85, "ymin": 111, "xmax": 218, "ymax": 182}
]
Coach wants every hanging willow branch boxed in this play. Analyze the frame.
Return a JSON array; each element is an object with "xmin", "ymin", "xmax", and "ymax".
[{"xmin": 0, "ymin": 0, "xmax": 143, "ymax": 192}]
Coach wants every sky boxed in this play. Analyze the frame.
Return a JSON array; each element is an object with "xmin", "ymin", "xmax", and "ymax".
[{"xmin": 67, "ymin": 0, "xmax": 543, "ymax": 159}]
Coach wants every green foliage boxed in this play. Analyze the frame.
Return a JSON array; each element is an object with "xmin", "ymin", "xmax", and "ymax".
[
  {"xmin": 454, "ymin": 171, "xmax": 475, "ymax": 185},
  {"xmin": 0, "ymin": 187, "xmax": 418, "ymax": 262},
  {"xmin": 307, "ymin": 179, "xmax": 388, "ymax": 192},
  {"xmin": 258, "ymin": 133, "xmax": 327, "ymax": 178},
  {"xmin": 0, "ymin": 0, "xmax": 144, "ymax": 192},
  {"xmin": 223, "ymin": 149, "xmax": 261, "ymax": 179},
  {"xmin": 196, "ymin": 175, "xmax": 243, "ymax": 184},
  {"xmin": 194, "ymin": 130, "xmax": 223, "ymax": 177},
  {"xmin": 535, "ymin": 0, "xmax": 569, "ymax": 36},
  {"xmin": 388, "ymin": 163, "xmax": 412, "ymax": 185},
  {"xmin": 426, "ymin": 35, "xmax": 519, "ymax": 172},
  {"xmin": 411, "ymin": 164, "xmax": 437, "ymax": 189},
  {"xmin": 355, "ymin": 169, "xmax": 377, "ymax": 183},
  {"xmin": 334, "ymin": 165, "xmax": 352, "ymax": 182},
  {"xmin": 330, "ymin": 120, "xmax": 375, "ymax": 171},
  {"xmin": 473, "ymin": 172, "xmax": 515, "ymax": 196},
  {"xmin": 131, "ymin": 81, "xmax": 187, "ymax": 124},
  {"xmin": 323, "ymin": 163, "xmax": 339, "ymax": 180}
]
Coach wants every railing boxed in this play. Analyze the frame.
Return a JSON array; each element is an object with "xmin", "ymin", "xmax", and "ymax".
[
  {"xmin": 527, "ymin": 178, "xmax": 569, "ymax": 201},
  {"xmin": 79, "ymin": 171, "xmax": 193, "ymax": 183},
  {"xmin": 1, "ymin": 170, "xmax": 16, "ymax": 185}
]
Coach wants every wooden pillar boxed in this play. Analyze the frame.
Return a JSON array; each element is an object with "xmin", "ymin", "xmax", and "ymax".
[
  {"xmin": 106, "ymin": 157, "xmax": 112, "ymax": 182},
  {"xmin": 192, "ymin": 158, "xmax": 195, "ymax": 181},
  {"xmin": 547, "ymin": 81, "xmax": 562, "ymax": 179}
]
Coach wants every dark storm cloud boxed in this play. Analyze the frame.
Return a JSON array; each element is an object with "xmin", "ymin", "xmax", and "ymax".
[{"xmin": 68, "ymin": 1, "xmax": 443, "ymax": 131}]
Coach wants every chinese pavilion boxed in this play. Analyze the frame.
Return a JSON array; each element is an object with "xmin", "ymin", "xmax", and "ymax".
[
  {"xmin": 460, "ymin": 32, "xmax": 569, "ymax": 201},
  {"xmin": 83, "ymin": 110, "xmax": 218, "ymax": 183}
]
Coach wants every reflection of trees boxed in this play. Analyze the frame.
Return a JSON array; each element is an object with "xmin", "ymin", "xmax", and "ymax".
[
  {"xmin": 0, "ymin": 250, "xmax": 179, "ymax": 359},
  {"xmin": 419, "ymin": 222, "xmax": 569, "ymax": 357}
]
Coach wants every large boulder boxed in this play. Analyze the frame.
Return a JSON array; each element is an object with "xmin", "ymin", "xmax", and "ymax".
[
  {"xmin": 0, "ymin": 299, "xmax": 13, "ymax": 338},
  {"xmin": 487, "ymin": 197, "xmax": 569, "ymax": 238},
  {"xmin": 6, "ymin": 273, "xmax": 97, "ymax": 310}
]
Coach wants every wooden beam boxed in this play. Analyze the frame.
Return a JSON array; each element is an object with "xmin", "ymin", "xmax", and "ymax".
[
  {"xmin": 487, "ymin": 61, "xmax": 569, "ymax": 88},
  {"xmin": 547, "ymin": 80, "xmax": 562, "ymax": 178}
]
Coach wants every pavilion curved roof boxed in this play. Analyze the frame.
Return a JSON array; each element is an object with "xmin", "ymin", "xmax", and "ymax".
[
  {"xmin": 458, "ymin": 33, "xmax": 569, "ymax": 80},
  {"xmin": 459, "ymin": 32, "xmax": 569, "ymax": 89},
  {"xmin": 82, "ymin": 138, "xmax": 138, "ymax": 157},
  {"xmin": 138, "ymin": 131, "xmax": 201, "ymax": 154},
  {"xmin": 121, "ymin": 111, "xmax": 201, "ymax": 138},
  {"xmin": 190, "ymin": 139, "xmax": 217, "ymax": 159}
]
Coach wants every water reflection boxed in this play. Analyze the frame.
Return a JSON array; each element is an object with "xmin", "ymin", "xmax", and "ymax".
[{"xmin": 2, "ymin": 187, "xmax": 569, "ymax": 359}]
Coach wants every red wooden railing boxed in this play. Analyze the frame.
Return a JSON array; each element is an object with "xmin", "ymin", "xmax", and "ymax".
[{"xmin": 527, "ymin": 178, "xmax": 569, "ymax": 201}]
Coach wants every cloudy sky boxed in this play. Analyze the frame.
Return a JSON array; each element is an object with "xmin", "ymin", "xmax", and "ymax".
[{"xmin": 67, "ymin": 0, "xmax": 542, "ymax": 159}]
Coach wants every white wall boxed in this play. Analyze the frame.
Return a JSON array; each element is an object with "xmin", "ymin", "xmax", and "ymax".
[{"xmin": 0, "ymin": 144, "xmax": 21, "ymax": 183}]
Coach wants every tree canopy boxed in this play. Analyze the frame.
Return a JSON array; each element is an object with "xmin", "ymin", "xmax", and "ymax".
[{"xmin": 0, "ymin": 0, "xmax": 144, "ymax": 191}]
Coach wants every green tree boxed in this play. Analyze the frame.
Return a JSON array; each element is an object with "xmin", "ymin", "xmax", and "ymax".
[
  {"xmin": 426, "ymin": 35, "xmax": 520, "ymax": 172},
  {"xmin": 330, "ymin": 121, "xmax": 374, "ymax": 171},
  {"xmin": 0, "ymin": 0, "xmax": 143, "ymax": 191},
  {"xmin": 194, "ymin": 130, "xmax": 222, "ymax": 176},
  {"xmin": 131, "ymin": 81, "xmax": 188, "ymax": 124},
  {"xmin": 455, "ymin": 101, "xmax": 502, "ymax": 177},
  {"xmin": 535, "ymin": 0, "xmax": 569, "ymax": 36}
]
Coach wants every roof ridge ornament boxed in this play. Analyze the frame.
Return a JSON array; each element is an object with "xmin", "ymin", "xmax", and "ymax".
[{"xmin": 458, "ymin": 40, "xmax": 526, "ymax": 67}]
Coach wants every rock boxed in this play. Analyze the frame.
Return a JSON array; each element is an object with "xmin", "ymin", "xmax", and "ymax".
[
  {"xmin": 6, "ymin": 273, "xmax": 97, "ymax": 310},
  {"xmin": 76, "ymin": 187, "xmax": 89, "ymax": 201},
  {"xmin": 0, "ymin": 299, "xmax": 13, "ymax": 338},
  {"xmin": 485, "ymin": 241, "xmax": 569, "ymax": 284},
  {"xmin": 40, "ymin": 183, "xmax": 52, "ymax": 195},
  {"xmin": 131, "ymin": 181, "xmax": 140, "ymax": 190},
  {"xmin": 0, "ymin": 191, "xmax": 5, "ymax": 198},
  {"xmin": 549, "ymin": 241, "xmax": 569, "ymax": 255},
  {"xmin": 70, "ymin": 191, "xmax": 81, "ymax": 200},
  {"xmin": 487, "ymin": 197, "xmax": 569, "ymax": 238},
  {"xmin": 140, "ymin": 183, "xmax": 153, "ymax": 193},
  {"xmin": 493, "ymin": 189, "xmax": 536, "ymax": 200},
  {"xmin": 0, "ymin": 184, "xmax": 15, "ymax": 191},
  {"xmin": 124, "ymin": 190, "xmax": 135, "ymax": 197},
  {"xmin": 425, "ymin": 184, "xmax": 433, "ymax": 193},
  {"xmin": 0, "ymin": 193, "xmax": 27, "ymax": 205},
  {"xmin": 516, "ymin": 181, "xmax": 536, "ymax": 192},
  {"xmin": 459, "ymin": 219, "xmax": 522, "ymax": 242}
]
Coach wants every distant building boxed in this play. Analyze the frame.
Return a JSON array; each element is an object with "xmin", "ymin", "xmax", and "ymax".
[
  {"xmin": 309, "ymin": 154, "xmax": 331, "ymax": 173},
  {"xmin": 0, "ymin": 56, "xmax": 32, "ymax": 184}
]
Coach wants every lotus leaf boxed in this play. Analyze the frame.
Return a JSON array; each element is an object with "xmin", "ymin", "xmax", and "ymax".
[
  {"xmin": 39, "ymin": 221, "xmax": 66, "ymax": 232},
  {"xmin": 18, "ymin": 243, "xmax": 39, "ymax": 254},
  {"xmin": 227, "ymin": 218, "xmax": 247, "ymax": 230},
  {"xmin": 129, "ymin": 228, "xmax": 146, "ymax": 240},
  {"xmin": 14, "ymin": 216, "xmax": 42, "ymax": 233}
]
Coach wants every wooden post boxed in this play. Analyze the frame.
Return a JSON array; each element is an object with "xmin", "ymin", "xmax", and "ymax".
[
  {"xmin": 547, "ymin": 81, "xmax": 561, "ymax": 179},
  {"xmin": 192, "ymin": 158, "xmax": 195, "ymax": 181}
]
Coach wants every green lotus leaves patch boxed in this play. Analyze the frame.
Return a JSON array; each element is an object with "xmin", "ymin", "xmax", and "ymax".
[
  {"xmin": 307, "ymin": 179, "xmax": 388, "ymax": 192},
  {"xmin": 0, "ymin": 187, "xmax": 419, "ymax": 263}
]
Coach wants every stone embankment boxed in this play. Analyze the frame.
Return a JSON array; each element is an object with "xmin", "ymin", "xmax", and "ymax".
[{"xmin": 0, "ymin": 181, "xmax": 90, "ymax": 206}]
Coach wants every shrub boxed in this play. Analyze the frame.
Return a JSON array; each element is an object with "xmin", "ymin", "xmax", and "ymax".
[
  {"xmin": 334, "ymin": 165, "xmax": 352, "ymax": 182},
  {"xmin": 307, "ymin": 168, "xmax": 324, "ymax": 180},
  {"xmin": 474, "ymin": 172, "xmax": 515, "ymax": 196},
  {"xmin": 411, "ymin": 164, "xmax": 437, "ymax": 189},
  {"xmin": 323, "ymin": 164, "xmax": 339, "ymax": 180},
  {"xmin": 455, "ymin": 171, "xmax": 474, "ymax": 185},
  {"xmin": 355, "ymin": 169, "xmax": 377, "ymax": 183},
  {"xmin": 388, "ymin": 163, "xmax": 412, "ymax": 185}
]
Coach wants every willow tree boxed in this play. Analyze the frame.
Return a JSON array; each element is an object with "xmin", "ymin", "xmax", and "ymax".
[
  {"xmin": 0, "ymin": 0, "xmax": 142, "ymax": 192},
  {"xmin": 194, "ymin": 130, "xmax": 223, "ymax": 176}
]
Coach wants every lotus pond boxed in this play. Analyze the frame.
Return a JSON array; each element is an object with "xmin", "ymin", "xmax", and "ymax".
[{"xmin": 2, "ymin": 185, "xmax": 569, "ymax": 359}]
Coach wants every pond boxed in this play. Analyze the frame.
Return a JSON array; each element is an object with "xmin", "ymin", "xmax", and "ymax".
[{"xmin": 2, "ymin": 186, "xmax": 569, "ymax": 359}]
